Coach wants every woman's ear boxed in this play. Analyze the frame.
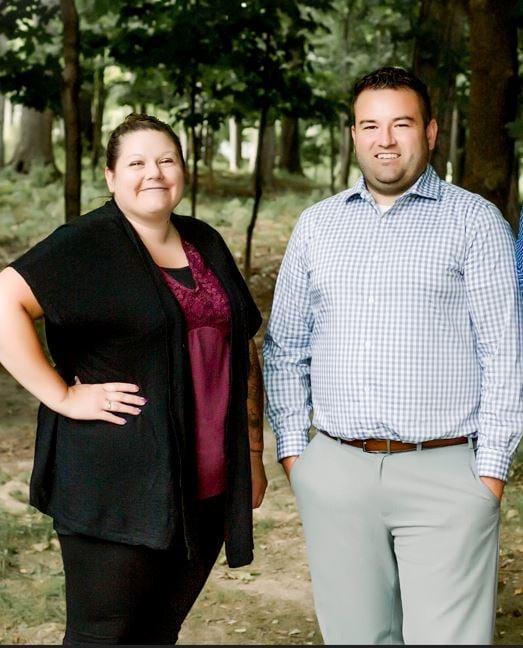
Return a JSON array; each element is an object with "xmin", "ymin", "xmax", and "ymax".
[{"xmin": 104, "ymin": 167, "xmax": 115, "ymax": 192}]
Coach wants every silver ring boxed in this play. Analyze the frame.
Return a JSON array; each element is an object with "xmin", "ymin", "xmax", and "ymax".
[{"xmin": 105, "ymin": 399, "xmax": 112, "ymax": 411}]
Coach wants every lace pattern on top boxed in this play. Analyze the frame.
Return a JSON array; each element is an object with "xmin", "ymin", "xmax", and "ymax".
[{"xmin": 160, "ymin": 240, "xmax": 231, "ymax": 334}]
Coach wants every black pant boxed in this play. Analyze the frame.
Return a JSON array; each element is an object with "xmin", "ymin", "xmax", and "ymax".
[{"xmin": 58, "ymin": 495, "xmax": 225, "ymax": 645}]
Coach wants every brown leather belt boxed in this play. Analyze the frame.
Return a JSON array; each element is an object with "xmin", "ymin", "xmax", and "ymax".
[{"xmin": 319, "ymin": 430, "xmax": 469, "ymax": 454}]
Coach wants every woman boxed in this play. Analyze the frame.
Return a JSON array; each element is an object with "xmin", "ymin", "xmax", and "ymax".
[{"xmin": 0, "ymin": 113, "xmax": 267, "ymax": 644}]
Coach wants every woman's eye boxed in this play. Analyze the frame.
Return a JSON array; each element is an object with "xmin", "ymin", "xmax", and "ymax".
[
  {"xmin": 129, "ymin": 161, "xmax": 143, "ymax": 166},
  {"xmin": 160, "ymin": 158, "xmax": 174, "ymax": 164}
]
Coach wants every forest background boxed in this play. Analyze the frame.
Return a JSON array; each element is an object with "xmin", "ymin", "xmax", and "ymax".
[{"xmin": 0, "ymin": 0, "xmax": 522, "ymax": 644}]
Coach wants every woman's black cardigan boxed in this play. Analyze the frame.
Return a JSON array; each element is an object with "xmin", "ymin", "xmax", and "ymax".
[{"xmin": 10, "ymin": 200, "xmax": 262, "ymax": 568}]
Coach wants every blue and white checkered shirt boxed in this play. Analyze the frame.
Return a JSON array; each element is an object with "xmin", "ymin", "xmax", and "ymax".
[
  {"xmin": 516, "ymin": 208, "xmax": 523, "ymax": 293},
  {"xmin": 263, "ymin": 165, "xmax": 523, "ymax": 481}
]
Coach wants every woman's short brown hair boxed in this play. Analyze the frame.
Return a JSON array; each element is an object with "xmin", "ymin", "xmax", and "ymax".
[{"xmin": 105, "ymin": 113, "xmax": 185, "ymax": 171}]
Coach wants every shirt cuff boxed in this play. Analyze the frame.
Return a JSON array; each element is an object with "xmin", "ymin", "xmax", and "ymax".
[
  {"xmin": 475, "ymin": 446, "xmax": 511, "ymax": 482},
  {"xmin": 275, "ymin": 431, "xmax": 310, "ymax": 462}
]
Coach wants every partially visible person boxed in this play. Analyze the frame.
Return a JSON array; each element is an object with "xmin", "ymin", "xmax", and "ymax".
[
  {"xmin": 0, "ymin": 113, "xmax": 267, "ymax": 645},
  {"xmin": 263, "ymin": 67, "xmax": 523, "ymax": 645},
  {"xmin": 516, "ymin": 207, "xmax": 523, "ymax": 292}
]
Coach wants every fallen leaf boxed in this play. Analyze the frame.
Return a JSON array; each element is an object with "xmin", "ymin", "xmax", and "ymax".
[
  {"xmin": 31, "ymin": 542, "xmax": 49, "ymax": 553},
  {"xmin": 221, "ymin": 571, "xmax": 238, "ymax": 580}
]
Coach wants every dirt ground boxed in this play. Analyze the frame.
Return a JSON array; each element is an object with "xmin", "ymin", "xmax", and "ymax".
[{"xmin": 0, "ymin": 217, "xmax": 522, "ymax": 645}]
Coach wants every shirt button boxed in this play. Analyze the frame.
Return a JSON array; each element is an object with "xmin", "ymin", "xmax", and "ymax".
[
  {"xmin": 364, "ymin": 385, "xmax": 371, "ymax": 395},
  {"xmin": 368, "ymin": 297, "xmax": 375, "ymax": 305},
  {"xmin": 364, "ymin": 341, "xmax": 372, "ymax": 350}
]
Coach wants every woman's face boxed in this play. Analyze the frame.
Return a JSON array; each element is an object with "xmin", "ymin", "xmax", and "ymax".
[{"xmin": 105, "ymin": 129, "xmax": 185, "ymax": 221}]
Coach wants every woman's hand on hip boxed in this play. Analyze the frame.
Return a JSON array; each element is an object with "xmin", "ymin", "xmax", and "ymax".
[
  {"xmin": 55, "ymin": 378, "xmax": 146, "ymax": 425},
  {"xmin": 250, "ymin": 451, "xmax": 268, "ymax": 509}
]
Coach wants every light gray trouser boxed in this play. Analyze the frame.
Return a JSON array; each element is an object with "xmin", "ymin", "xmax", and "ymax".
[{"xmin": 290, "ymin": 433, "xmax": 500, "ymax": 645}]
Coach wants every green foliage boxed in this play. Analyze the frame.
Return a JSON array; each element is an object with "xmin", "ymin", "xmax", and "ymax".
[
  {"xmin": 0, "ymin": 0, "xmax": 62, "ymax": 111},
  {"xmin": 0, "ymin": 165, "xmax": 108, "ymax": 254},
  {"xmin": 310, "ymin": 0, "xmax": 419, "ymax": 124},
  {"xmin": 107, "ymin": 0, "xmax": 337, "ymax": 131}
]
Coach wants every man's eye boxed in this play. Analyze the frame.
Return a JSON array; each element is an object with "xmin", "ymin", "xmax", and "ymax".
[
  {"xmin": 129, "ymin": 161, "xmax": 143, "ymax": 166},
  {"xmin": 363, "ymin": 125, "xmax": 377, "ymax": 130},
  {"xmin": 395, "ymin": 123, "xmax": 410, "ymax": 128}
]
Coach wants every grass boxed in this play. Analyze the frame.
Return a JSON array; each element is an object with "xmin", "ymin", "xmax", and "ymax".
[{"xmin": 0, "ymin": 511, "xmax": 65, "ymax": 638}]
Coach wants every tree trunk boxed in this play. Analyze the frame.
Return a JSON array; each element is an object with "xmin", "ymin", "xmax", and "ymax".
[
  {"xmin": 329, "ymin": 122, "xmax": 336, "ymax": 195},
  {"xmin": 260, "ymin": 121, "xmax": 275, "ymax": 190},
  {"xmin": 338, "ymin": 113, "xmax": 351, "ymax": 188},
  {"xmin": 203, "ymin": 123, "xmax": 214, "ymax": 189},
  {"xmin": 10, "ymin": 107, "xmax": 58, "ymax": 174},
  {"xmin": 79, "ymin": 86, "xmax": 93, "ymax": 152},
  {"xmin": 336, "ymin": 1, "xmax": 352, "ymax": 190},
  {"xmin": 463, "ymin": 0, "xmax": 518, "ymax": 230},
  {"xmin": 507, "ymin": 155, "xmax": 520, "ymax": 229},
  {"xmin": 0, "ymin": 93, "xmax": 5, "ymax": 168},
  {"xmin": 245, "ymin": 105, "xmax": 269, "ymax": 281},
  {"xmin": 450, "ymin": 102, "xmax": 466, "ymax": 186},
  {"xmin": 203, "ymin": 124, "xmax": 214, "ymax": 167},
  {"xmin": 279, "ymin": 115, "xmax": 303, "ymax": 175},
  {"xmin": 91, "ymin": 62, "xmax": 106, "ymax": 179},
  {"xmin": 60, "ymin": 0, "xmax": 81, "ymax": 222},
  {"xmin": 228, "ymin": 116, "xmax": 242, "ymax": 171},
  {"xmin": 189, "ymin": 77, "xmax": 199, "ymax": 218},
  {"xmin": 412, "ymin": 0, "xmax": 466, "ymax": 179}
]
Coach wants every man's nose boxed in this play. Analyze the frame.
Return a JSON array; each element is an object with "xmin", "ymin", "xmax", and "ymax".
[{"xmin": 378, "ymin": 126, "xmax": 396, "ymax": 147}]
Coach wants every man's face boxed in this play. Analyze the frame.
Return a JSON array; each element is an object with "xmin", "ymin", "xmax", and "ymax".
[{"xmin": 351, "ymin": 88, "xmax": 438, "ymax": 203}]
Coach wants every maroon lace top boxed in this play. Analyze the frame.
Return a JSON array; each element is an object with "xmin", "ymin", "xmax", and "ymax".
[{"xmin": 160, "ymin": 240, "xmax": 231, "ymax": 499}]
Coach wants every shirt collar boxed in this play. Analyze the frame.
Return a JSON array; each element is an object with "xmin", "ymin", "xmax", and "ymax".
[{"xmin": 345, "ymin": 164, "xmax": 443, "ymax": 204}]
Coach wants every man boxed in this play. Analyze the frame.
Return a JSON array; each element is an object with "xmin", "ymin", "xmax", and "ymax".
[
  {"xmin": 516, "ymin": 208, "xmax": 523, "ymax": 292},
  {"xmin": 263, "ymin": 66, "xmax": 523, "ymax": 645}
]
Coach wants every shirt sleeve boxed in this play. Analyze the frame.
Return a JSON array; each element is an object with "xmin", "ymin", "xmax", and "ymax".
[
  {"xmin": 262, "ymin": 215, "xmax": 313, "ymax": 461},
  {"xmin": 9, "ymin": 224, "xmax": 75, "ymax": 320},
  {"xmin": 464, "ymin": 203, "xmax": 523, "ymax": 481}
]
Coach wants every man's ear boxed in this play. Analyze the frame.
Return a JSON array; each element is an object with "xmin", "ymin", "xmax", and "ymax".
[{"xmin": 426, "ymin": 118, "xmax": 438, "ymax": 152}]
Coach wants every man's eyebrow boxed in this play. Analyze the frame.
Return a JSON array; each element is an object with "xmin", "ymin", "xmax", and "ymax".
[{"xmin": 357, "ymin": 116, "xmax": 417, "ymax": 125}]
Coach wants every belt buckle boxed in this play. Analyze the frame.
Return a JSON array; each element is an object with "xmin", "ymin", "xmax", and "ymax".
[{"xmin": 362, "ymin": 439, "xmax": 391, "ymax": 454}]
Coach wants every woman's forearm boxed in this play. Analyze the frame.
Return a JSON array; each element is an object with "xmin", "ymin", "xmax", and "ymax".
[
  {"xmin": 0, "ymin": 268, "xmax": 69, "ymax": 410},
  {"xmin": 247, "ymin": 339, "xmax": 264, "ymax": 453}
]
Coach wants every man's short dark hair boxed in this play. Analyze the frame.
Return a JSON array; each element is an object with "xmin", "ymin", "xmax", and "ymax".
[{"xmin": 352, "ymin": 67, "xmax": 432, "ymax": 126}]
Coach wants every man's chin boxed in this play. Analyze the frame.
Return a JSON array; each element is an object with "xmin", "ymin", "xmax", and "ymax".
[{"xmin": 369, "ymin": 176, "xmax": 407, "ymax": 196}]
